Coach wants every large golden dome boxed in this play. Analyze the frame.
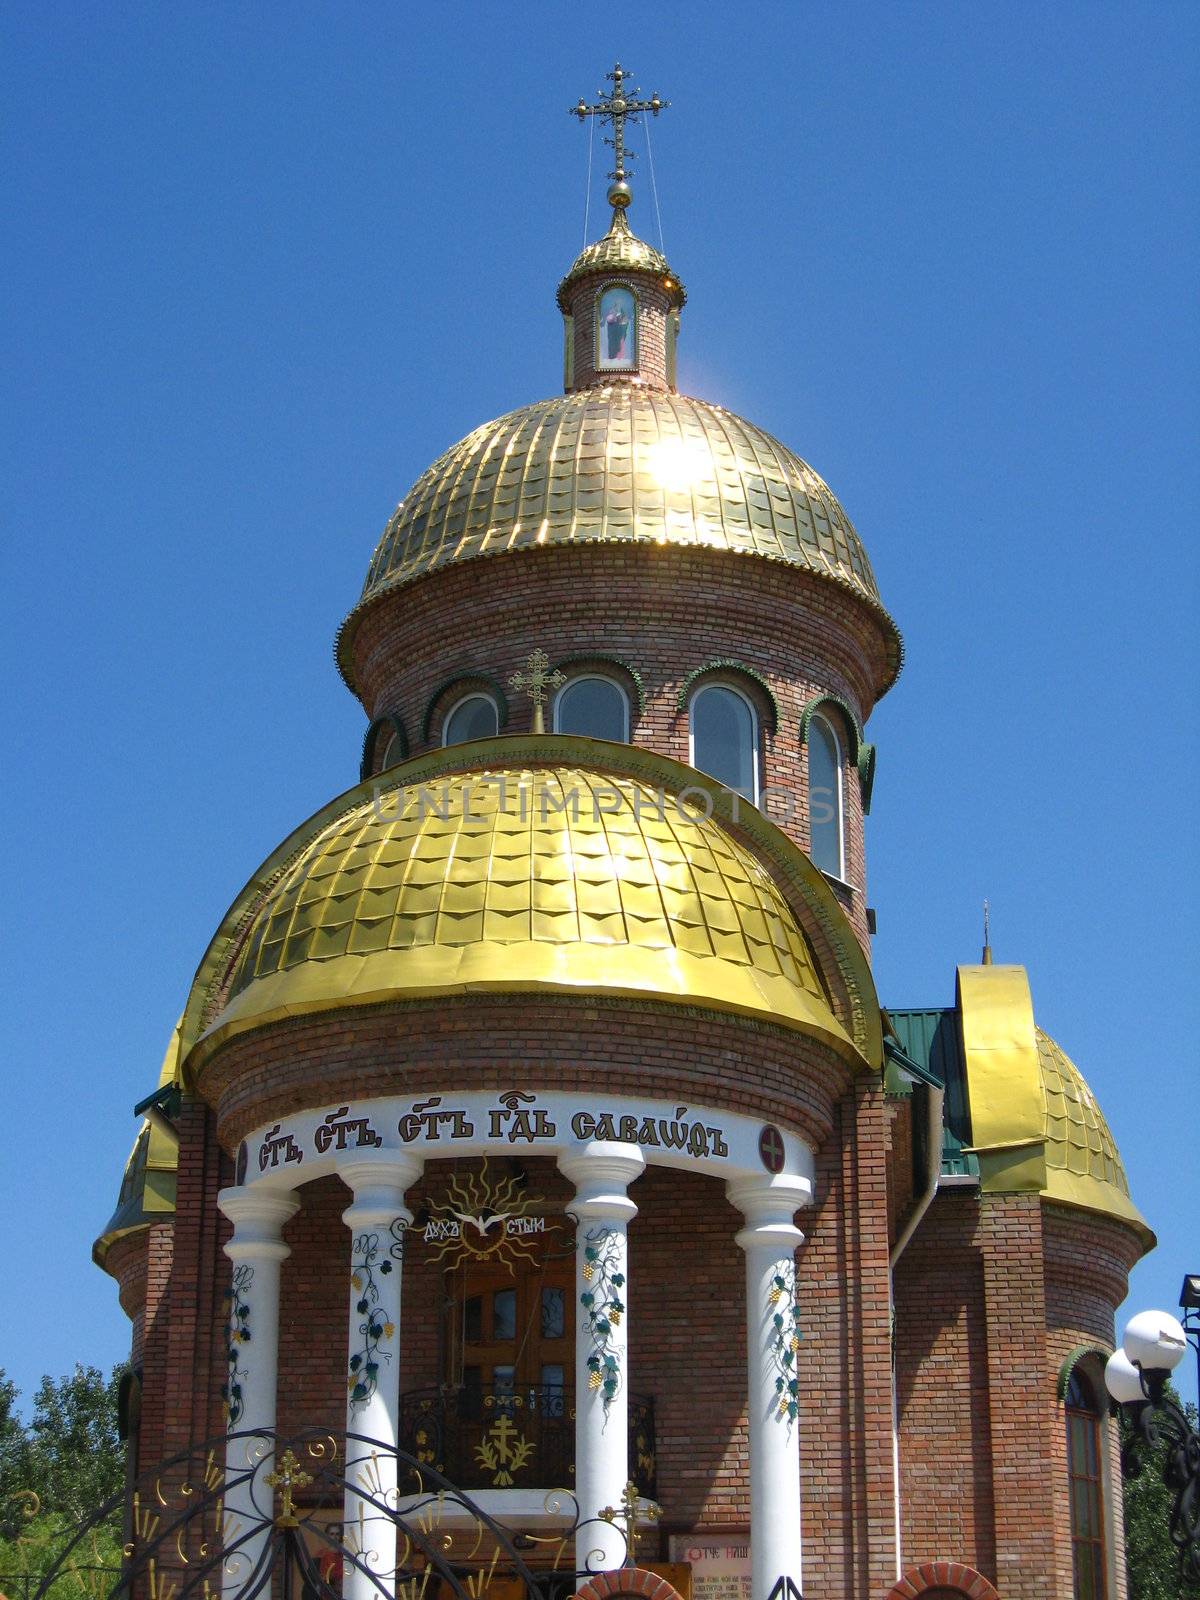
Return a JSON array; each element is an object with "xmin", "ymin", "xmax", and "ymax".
[
  {"xmin": 340, "ymin": 388, "xmax": 897, "ymax": 674},
  {"xmin": 185, "ymin": 740, "xmax": 882, "ymax": 1069}
]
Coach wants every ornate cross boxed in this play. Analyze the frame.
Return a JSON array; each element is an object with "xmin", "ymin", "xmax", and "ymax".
[
  {"xmin": 570, "ymin": 63, "xmax": 669, "ymax": 187},
  {"xmin": 508, "ymin": 650, "xmax": 565, "ymax": 734},
  {"xmin": 264, "ymin": 1448, "xmax": 312, "ymax": 1528},
  {"xmin": 600, "ymin": 1479, "xmax": 661, "ymax": 1565}
]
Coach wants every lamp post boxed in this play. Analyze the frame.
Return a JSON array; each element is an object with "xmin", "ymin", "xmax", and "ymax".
[{"xmin": 1104, "ymin": 1290, "xmax": 1200, "ymax": 1582}]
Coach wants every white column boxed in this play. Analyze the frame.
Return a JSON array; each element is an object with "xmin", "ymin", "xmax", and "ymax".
[
  {"xmin": 218, "ymin": 1186, "xmax": 299, "ymax": 1599},
  {"xmin": 728, "ymin": 1174, "xmax": 809, "ymax": 1600},
  {"xmin": 558, "ymin": 1142, "xmax": 645, "ymax": 1575},
  {"xmin": 340, "ymin": 1156, "xmax": 423, "ymax": 1600}
]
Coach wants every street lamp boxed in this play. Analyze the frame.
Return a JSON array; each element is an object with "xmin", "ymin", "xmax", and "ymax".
[{"xmin": 1105, "ymin": 1289, "xmax": 1200, "ymax": 1581}]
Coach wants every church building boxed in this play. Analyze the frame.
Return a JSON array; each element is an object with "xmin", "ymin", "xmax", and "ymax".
[{"xmin": 93, "ymin": 66, "xmax": 1153, "ymax": 1600}]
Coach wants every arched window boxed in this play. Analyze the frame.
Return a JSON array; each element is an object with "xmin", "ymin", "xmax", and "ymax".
[
  {"xmin": 808, "ymin": 713, "xmax": 845, "ymax": 879},
  {"xmin": 1065, "ymin": 1371, "xmax": 1108, "ymax": 1600},
  {"xmin": 596, "ymin": 284, "xmax": 637, "ymax": 372},
  {"xmin": 689, "ymin": 684, "xmax": 758, "ymax": 801},
  {"xmin": 553, "ymin": 675, "xmax": 629, "ymax": 742},
  {"xmin": 380, "ymin": 731, "xmax": 404, "ymax": 769},
  {"xmin": 443, "ymin": 693, "xmax": 499, "ymax": 747}
]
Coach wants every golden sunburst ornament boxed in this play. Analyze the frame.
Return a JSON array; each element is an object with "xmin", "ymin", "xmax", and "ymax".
[{"xmin": 416, "ymin": 1157, "xmax": 553, "ymax": 1269}]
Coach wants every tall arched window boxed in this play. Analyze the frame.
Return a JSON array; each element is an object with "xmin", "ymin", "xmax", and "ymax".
[
  {"xmin": 380, "ymin": 731, "xmax": 404, "ymax": 769},
  {"xmin": 1065, "ymin": 1371, "xmax": 1108, "ymax": 1600},
  {"xmin": 689, "ymin": 684, "xmax": 758, "ymax": 801},
  {"xmin": 553, "ymin": 675, "xmax": 629, "ymax": 742},
  {"xmin": 443, "ymin": 693, "xmax": 499, "ymax": 747},
  {"xmin": 808, "ymin": 713, "xmax": 845, "ymax": 879}
]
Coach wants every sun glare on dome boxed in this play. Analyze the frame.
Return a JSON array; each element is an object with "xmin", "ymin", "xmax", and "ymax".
[{"xmin": 644, "ymin": 437, "xmax": 710, "ymax": 493}]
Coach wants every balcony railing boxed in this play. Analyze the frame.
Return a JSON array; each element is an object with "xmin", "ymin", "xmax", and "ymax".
[{"xmin": 398, "ymin": 1385, "xmax": 656, "ymax": 1499}]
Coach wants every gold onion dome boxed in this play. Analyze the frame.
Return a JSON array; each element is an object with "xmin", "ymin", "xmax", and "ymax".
[
  {"xmin": 1035, "ymin": 1026, "xmax": 1146, "ymax": 1235},
  {"xmin": 956, "ymin": 964, "xmax": 1151, "ymax": 1245},
  {"xmin": 343, "ymin": 390, "xmax": 899, "ymax": 684},
  {"xmin": 194, "ymin": 753, "xmax": 859, "ymax": 1062},
  {"xmin": 556, "ymin": 206, "xmax": 685, "ymax": 310}
]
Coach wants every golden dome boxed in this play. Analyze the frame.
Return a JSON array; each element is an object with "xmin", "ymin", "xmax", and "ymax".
[
  {"xmin": 191, "ymin": 742, "xmax": 874, "ymax": 1065},
  {"xmin": 94, "ymin": 1019, "xmax": 182, "ymax": 1271},
  {"xmin": 341, "ymin": 388, "xmax": 898, "ymax": 681},
  {"xmin": 1035, "ymin": 1027, "xmax": 1145, "ymax": 1232},
  {"xmin": 556, "ymin": 208, "xmax": 684, "ymax": 310},
  {"xmin": 956, "ymin": 965, "xmax": 1152, "ymax": 1247}
]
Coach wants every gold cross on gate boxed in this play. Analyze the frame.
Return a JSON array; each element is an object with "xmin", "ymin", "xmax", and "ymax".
[
  {"xmin": 264, "ymin": 1449, "xmax": 312, "ymax": 1528},
  {"xmin": 571, "ymin": 63, "xmax": 670, "ymax": 189},
  {"xmin": 600, "ymin": 1479, "xmax": 661, "ymax": 1565},
  {"xmin": 508, "ymin": 650, "xmax": 565, "ymax": 734}
]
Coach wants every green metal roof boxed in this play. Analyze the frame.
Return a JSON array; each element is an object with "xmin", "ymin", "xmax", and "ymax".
[{"xmin": 887, "ymin": 1007, "xmax": 979, "ymax": 1179}]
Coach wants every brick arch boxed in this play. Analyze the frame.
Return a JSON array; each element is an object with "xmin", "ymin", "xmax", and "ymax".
[
  {"xmin": 573, "ymin": 1569, "xmax": 687, "ymax": 1600},
  {"xmin": 882, "ymin": 1562, "xmax": 1000, "ymax": 1600}
]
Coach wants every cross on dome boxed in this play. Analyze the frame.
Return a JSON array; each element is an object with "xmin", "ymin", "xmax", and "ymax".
[{"xmin": 570, "ymin": 61, "xmax": 669, "ymax": 209}]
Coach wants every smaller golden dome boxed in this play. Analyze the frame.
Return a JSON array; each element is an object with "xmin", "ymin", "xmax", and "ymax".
[
  {"xmin": 94, "ymin": 1019, "xmax": 182, "ymax": 1271},
  {"xmin": 195, "ymin": 749, "xmax": 864, "ymax": 1062},
  {"xmin": 1036, "ymin": 1027, "xmax": 1139, "ymax": 1216},
  {"xmin": 557, "ymin": 208, "xmax": 685, "ymax": 311},
  {"xmin": 956, "ymin": 964, "xmax": 1152, "ymax": 1247}
]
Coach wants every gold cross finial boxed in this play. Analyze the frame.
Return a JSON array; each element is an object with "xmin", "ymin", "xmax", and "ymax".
[
  {"xmin": 570, "ymin": 63, "xmax": 669, "ymax": 207},
  {"xmin": 600, "ymin": 1479, "xmax": 661, "ymax": 1565},
  {"xmin": 264, "ymin": 1449, "xmax": 312, "ymax": 1528},
  {"xmin": 508, "ymin": 650, "xmax": 565, "ymax": 734}
]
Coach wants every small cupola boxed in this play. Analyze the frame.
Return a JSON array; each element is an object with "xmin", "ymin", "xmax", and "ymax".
[{"xmin": 558, "ymin": 63, "xmax": 685, "ymax": 393}]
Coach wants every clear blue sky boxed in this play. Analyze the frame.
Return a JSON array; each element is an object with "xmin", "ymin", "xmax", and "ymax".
[{"xmin": 3, "ymin": 4, "xmax": 1197, "ymax": 1411}]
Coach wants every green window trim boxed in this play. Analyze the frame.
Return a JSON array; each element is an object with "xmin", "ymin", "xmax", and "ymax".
[
  {"xmin": 551, "ymin": 653, "xmax": 646, "ymax": 717},
  {"xmin": 421, "ymin": 675, "xmax": 509, "ymax": 744},
  {"xmin": 798, "ymin": 693, "xmax": 876, "ymax": 813},
  {"xmin": 677, "ymin": 659, "xmax": 779, "ymax": 736},
  {"xmin": 360, "ymin": 713, "xmax": 409, "ymax": 781}
]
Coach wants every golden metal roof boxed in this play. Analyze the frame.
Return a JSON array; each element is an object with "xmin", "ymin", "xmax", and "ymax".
[
  {"xmin": 556, "ymin": 207, "xmax": 685, "ymax": 310},
  {"xmin": 199, "ymin": 751, "xmax": 859, "ymax": 1060},
  {"xmin": 956, "ymin": 965, "xmax": 1152, "ymax": 1248},
  {"xmin": 345, "ymin": 389, "xmax": 896, "ymax": 672},
  {"xmin": 94, "ymin": 1019, "xmax": 182, "ymax": 1272}
]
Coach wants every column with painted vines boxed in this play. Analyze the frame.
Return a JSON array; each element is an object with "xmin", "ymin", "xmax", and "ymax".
[
  {"xmin": 558, "ymin": 1142, "xmax": 645, "ymax": 1575},
  {"xmin": 728, "ymin": 1173, "xmax": 810, "ymax": 1600},
  {"xmin": 340, "ymin": 1156, "xmax": 423, "ymax": 1600},
  {"xmin": 217, "ymin": 1186, "xmax": 300, "ymax": 1600}
]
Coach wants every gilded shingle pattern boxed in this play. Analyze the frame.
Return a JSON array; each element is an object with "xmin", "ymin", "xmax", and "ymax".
[
  {"xmin": 360, "ymin": 389, "xmax": 882, "ymax": 605},
  {"xmin": 1036, "ymin": 1028, "xmax": 1131, "ymax": 1195},
  {"xmin": 555, "ymin": 209, "xmax": 683, "ymax": 309},
  {"xmin": 227, "ymin": 764, "xmax": 830, "ymax": 1019}
]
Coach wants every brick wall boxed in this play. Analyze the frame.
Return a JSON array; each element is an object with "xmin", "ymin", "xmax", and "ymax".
[
  {"xmin": 894, "ymin": 1189, "xmax": 996, "ymax": 1578},
  {"xmin": 195, "ymin": 995, "xmax": 856, "ymax": 1157},
  {"xmin": 345, "ymin": 545, "xmax": 892, "ymax": 951},
  {"xmin": 566, "ymin": 276, "xmax": 673, "ymax": 392}
]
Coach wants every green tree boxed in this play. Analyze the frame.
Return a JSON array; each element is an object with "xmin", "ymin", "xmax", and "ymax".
[
  {"xmin": 0, "ymin": 1369, "xmax": 33, "ymax": 1539},
  {"xmin": 23, "ymin": 1366, "xmax": 125, "ymax": 1523},
  {"xmin": 0, "ymin": 1364, "xmax": 126, "ymax": 1600},
  {"xmin": 1123, "ymin": 1384, "xmax": 1200, "ymax": 1600}
]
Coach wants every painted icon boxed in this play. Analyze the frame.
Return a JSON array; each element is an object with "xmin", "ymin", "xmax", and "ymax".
[{"xmin": 597, "ymin": 285, "xmax": 637, "ymax": 370}]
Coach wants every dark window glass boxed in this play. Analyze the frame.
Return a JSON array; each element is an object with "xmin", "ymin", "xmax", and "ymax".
[
  {"xmin": 541, "ymin": 1287, "xmax": 566, "ymax": 1340},
  {"xmin": 463, "ymin": 1295, "xmax": 482, "ymax": 1344},
  {"xmin": 691, "ymin": 684, "xmax": 757, "ymax": 799},
  {"xmin": 555, "ymin": 677, "xmax": 628, "ymax": 741},
  {"xmin": 808, "ymin": 714, "xmax": 844, "ymax": 878},
  {"xmin": 444, "ymin": 694, "xmax": 498, "ymax": 745},
  {"xmin": 540, "ymin": 1363, "xmax": 565, "ymax": 1417},
  {"xmin": 1066, "ymin": 1371, "xmax": 1107, "ymax": 1600},
  {"xmin": 493, "ymin": 1288, "xmax": 516, "ymax": 1342}
]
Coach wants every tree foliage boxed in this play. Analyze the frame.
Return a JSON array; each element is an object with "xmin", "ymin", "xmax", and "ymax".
[
  {"xmin": 1123, "ymin": 1384, "xmax": 1200, "ymax": 1600},
  {"xmin": 0, "ymin": 1365, "xmax": 126, "ymax": 1599}
]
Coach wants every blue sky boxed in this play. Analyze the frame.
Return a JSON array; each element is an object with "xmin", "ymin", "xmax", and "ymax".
[{"xmin": 3, "ymin": 4, "xmax": 1197, "ymax": 1411}]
